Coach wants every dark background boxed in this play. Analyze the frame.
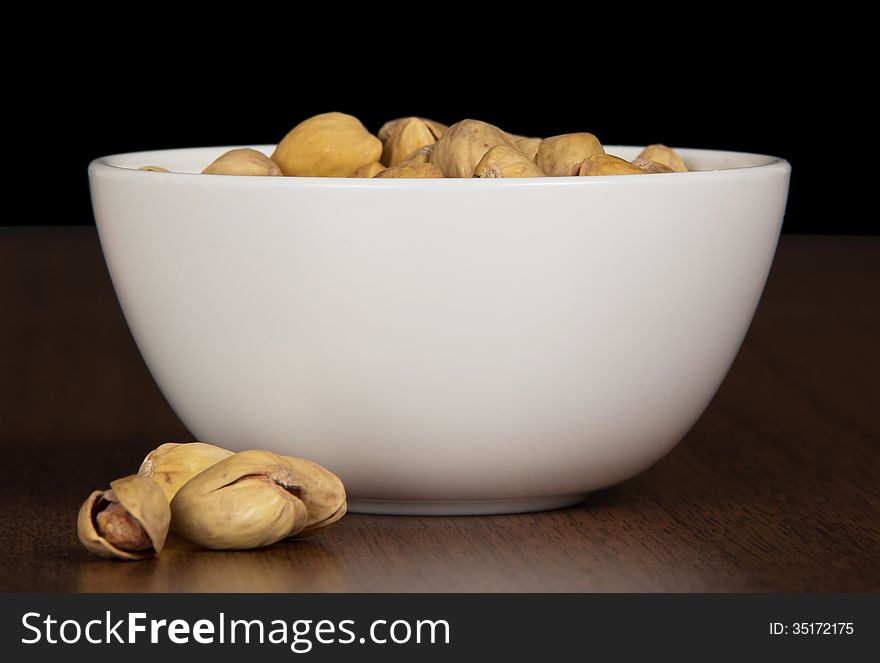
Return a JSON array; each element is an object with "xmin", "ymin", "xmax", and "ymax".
[{"xmin": 6, "ymin": 21, "xmax": 866, "ymax": 234}]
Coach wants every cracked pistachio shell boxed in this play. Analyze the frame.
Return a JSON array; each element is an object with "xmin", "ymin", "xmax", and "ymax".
[
  {"xmin": 349, "ymin": 162, "xmax": 387, "ymax": 178},
  {"xmin": 474, "ymin": 145, "xmax": 545, "ymax": 178},
  {"xmin": 77, "ymin": 475, "xmax": 170, "ymax": 560},
  {"xmin": 280, "ymin": 456, "xmax": 347, "ymax": 537},
  {"xmin": 536, "ymin": 133, "xmax": 605, "ymax": 176},
  {"xmin": 631, "ymin": 157, "xmax": 675, "ymax": 174},
  {"xmin": 374, "ymin": 162, "xmax": 445, "ymax": 178},
  {"xmin": 202, "ymin": 148, "xmax": 282, "ymax": 176},
  {"xmin": 400, "ymin": 144, "xmax": 434, "ymax": 164},
  {"xmin": 637, "ymin": 144, "xmax": 688, "ymax": 172},
  {"xmin": 272, "ymin": 112, "xmax": 382, "ymax": 177},
  {"xmin": 378, "ymin": 116, "xmax": 447, "ymax": 143},
  {"xmin": 138, "ymin": 442, "xmax": 233, "ymax": 501},
  {"xmin": 171, "ymin": 450, "xmax": 308, "ymax": 550},
  {"xmin": 431, "ymin": 119, "xmax": 518, "ymax": 178},
  {"xmin": 515, "ymin": 138, "xmax": 542, "ymax": 163},
  {"xmin": 382, "ymin": 117, "xmax": 439, "ymax": 166},
  {"xmin": 576, "ymin": 154, "xmax": 646, "ymax": 176}
]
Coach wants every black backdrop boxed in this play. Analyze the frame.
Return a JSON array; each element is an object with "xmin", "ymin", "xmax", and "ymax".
[{"xmin": 6, "ymin": 20, "xmax": 866, "ymax": 235}]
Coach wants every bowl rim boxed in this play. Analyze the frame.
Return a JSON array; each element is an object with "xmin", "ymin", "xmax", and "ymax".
[{"xmin": 89, "ymin": 144, "xmax": 790, "ymax": 184}]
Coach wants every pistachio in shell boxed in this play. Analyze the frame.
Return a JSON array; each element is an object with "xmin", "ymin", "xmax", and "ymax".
[
  {"xmin": 280, "ymin": 456, "xmax": 347, "ymax": 537},
  {"xmin": 378, "ymin": 116, "xmax": 447, "ymax": 144},
  {"xmin": 430, "ymin": 119, "xmax": 519, "ymax": 178},
  {"xmin": 575, "ymin": 154, "xmax": 646, "ymax": 176},
  {"xmin": 272, "ymin": 112, "xmax": 382, "ymax": 177},
  {"xmin": 170, "ymin": 450, "xmax": 308, "ymax": 550},
  {"xmin": 515, "ymin": 138, "xmax": 542, "ymax": 163},
  {"xmin": 400, "ymin": 144, "xmax": 434, "ymax": 164},
  {"xmin": 77, "ymin": 475, "xmax": 170, "ymax": 560},
  {"xmin": 636, "ymin": 144, "xmax": 688, "ymax": 172},
  {"xmin": 474, "ymin": 145, "xmax": 545, "ymax": 178},
  {"xmin": 349, "ymin": 162, "xmax": 387, "ymax": 178},
  {"xmin": 374, "ymin": 162, "xmax": 445, "ymax": 178},
  {"xmin": 202, "ymin": 148, "xmax": 282, "ymax": 176},
  {"xmin": 630, "ymin": 157, "xmax": 675, "ymax": 174},
  {"xmin": 536, "ymin": 133, "xmax": 605, "ymax": 176},
  {"xmin": 381, "ymin": 117, "xmax": 439, "ymax": 166},
  {"xmin": 138, "ymin": 441, "xmax": 233, "ymax": 501}
]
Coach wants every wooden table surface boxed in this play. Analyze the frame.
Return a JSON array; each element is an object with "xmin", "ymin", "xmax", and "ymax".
[{"xmin": 0, "ymin": 228, "xmax": 877, "ymax": 592}]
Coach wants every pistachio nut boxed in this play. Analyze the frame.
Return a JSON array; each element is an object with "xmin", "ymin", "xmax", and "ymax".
[
  {"xmin": 170, "ymin": 450, "xmax": 308, "ymax": 550},
  {"xmin": 349, "ymin": 162, "xmax": 387, "ymax": 178},
  {"xmin": 515, "ymin": 138, "xmax": 542, "ymax": 163},
  {"xmin": 474, "ymin": 145, "xmax": 545, "ymax": 178},
  {"xmin": 138, "ymin": 442, "xmax": 233, "ymax": 501},
  {"xmin": 630, "ymin": 157, "xmax": 675, "ymax": 174},
  {"xmin": 272, "ymin": 112, "xmax": 382, "ymax": 177},
  {"xmin": 431, "ymin": 119, "xmax": 518, "ymax": 178},
  {"xmin": 138, "ymin": 165, "xmax": 169, "ymax": 172},
  {"xmin": 280, "ymin": 456, "xmax": 347, "ymax": 536},
  {"xmin": 374, "ymin": 162, "xmax": 445, "ymax": 178},
  {"xmin": 202, "ymin": 148, "xmax": 282, "ymax": 176},
  {"xmin": 636, "ymin": 144, "xmax": 688, "ymax": 172},
  {"xmin": 536, "ymin": 133, "xmax": 605, "ymax": 176},
  {"xmin": 77, "ymin": 475, "xmax": 170, "ymax": 560},
  {"xmin": 400, "ymin": 144, "xmax": 434, "ymax": 164},
  {"xmin": 575, "ymin": 154, "xmax": 646, "ymax": 176},
  {"xmin": 381, "ymin": 117, "xmax": 439, "ymax": 166},
  {"xmin": 378, "ymin": 116, "xmax": 447, "ymax": 143}
]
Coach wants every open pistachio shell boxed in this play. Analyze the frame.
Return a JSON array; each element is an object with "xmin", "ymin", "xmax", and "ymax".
[
  {"xmin": 77, "ymin": 475, "xmax": 170, "ymax": 560},
  {"xmin": 170, "ymin": 450, "xmax": 308, "ymax": 550}
]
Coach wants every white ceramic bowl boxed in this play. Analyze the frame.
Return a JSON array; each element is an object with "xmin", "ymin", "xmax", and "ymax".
[{"xmin": 89, "ymin": 145, "xmax": 790, "ymax": 514}]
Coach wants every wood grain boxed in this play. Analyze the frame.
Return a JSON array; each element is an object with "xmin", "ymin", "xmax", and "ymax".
[{"xmin": 1, "ymin": 228, "xmax": 877, "ymax": 592}]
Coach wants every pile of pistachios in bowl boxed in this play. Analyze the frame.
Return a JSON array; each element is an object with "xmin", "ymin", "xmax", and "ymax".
[
  {"xmin": 140, "ymin": 113, "xmax": 688, "ymax": 179},
  {"xmin": 77, "ymin": 443, "xmax": 346, "ymax": 560}
]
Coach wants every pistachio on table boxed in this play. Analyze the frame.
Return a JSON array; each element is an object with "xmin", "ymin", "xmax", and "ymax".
[
  {"xmin": 77, "ymin": 475, "xmax": 170, "ymax": 560},
  {"xmin": 280, "ymin": 456, "xmax": 347, "ymax": 537},
  {"xmin": 170, "ymin": 450, "xmax": 309, "ymax": 550},
  {"xmin": 138, "ymin": 441, "xmax": 233, "ymax": 501}
]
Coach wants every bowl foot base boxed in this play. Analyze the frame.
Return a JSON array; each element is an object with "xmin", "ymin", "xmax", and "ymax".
[{"xmin": 347, "ymin": 493, "xmax": 589, "ymax": 516}]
